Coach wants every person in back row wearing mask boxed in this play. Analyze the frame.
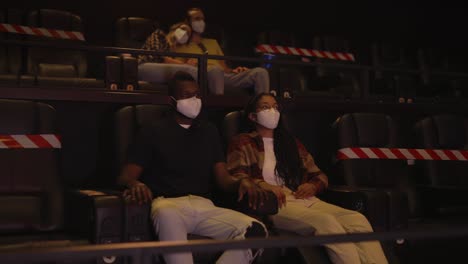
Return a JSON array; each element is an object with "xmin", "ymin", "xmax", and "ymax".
[
  {"xmin": 118, "ymin": 71, "xmax": 268, "ymax": 264},
  {"xmin": 172, "ymin": 7, "xmax": 270, "ymax": 95},
  {"xmin": 138, "ymin": 22, "xmax": 199, "ymax": 83}
]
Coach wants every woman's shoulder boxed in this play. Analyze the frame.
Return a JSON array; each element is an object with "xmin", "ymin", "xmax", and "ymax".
[{"xmin": 230, "ymin": 132, "xmax": 257, "ymax": 147}]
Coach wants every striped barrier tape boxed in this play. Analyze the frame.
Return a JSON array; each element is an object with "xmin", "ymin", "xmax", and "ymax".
[
  {"xmin": 255, "ymin": 44, "xmax": 355, "ymax": 61},
  {"xmin": 337, "ymin": 147, "xmax": 468, "ymax": 161},
  {"xmin": 0, "ymin": 134, "xmax": 61, "ymax": 149},
  {"xmin": 0, "ymin": 23, "xmax": 85, "ymax": 41}
]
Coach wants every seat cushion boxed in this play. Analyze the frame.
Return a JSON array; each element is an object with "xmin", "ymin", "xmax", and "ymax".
[
  {"xmin": 0, "ymin": 196, "xmax": 42, "ymax": 232},
  {"xmin": 36, "ymin": 77, "xmax": 105, "ymax": 89}
]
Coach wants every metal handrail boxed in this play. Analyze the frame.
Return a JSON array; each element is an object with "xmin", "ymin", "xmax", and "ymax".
[
  {"xmin": 1, "ymin": 227, "xmax": 468, "ymax": 263},
  {"xmin": 3, "ymin": 39, "xmax": 468, "ymax": 76}
]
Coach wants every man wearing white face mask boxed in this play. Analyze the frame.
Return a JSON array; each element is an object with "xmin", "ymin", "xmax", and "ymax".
[
  {"xmin": 227, "ymin": 93, "xmax": 388, "ymax": 264},
  {"xmin": 118, "ymin": 71, "xmax": 268, "ymax": 264},
  {"xmin": 172, "ymin": 8, "xmax": 270, "ymax": 95},
  {"xmin": 138, "ymin": 22, "xmax": 200, "ymax": 84}
]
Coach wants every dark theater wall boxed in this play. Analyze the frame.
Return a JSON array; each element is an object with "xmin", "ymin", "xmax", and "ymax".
[{"xmin": 6, "ymin": 0, "xmax": 468, "ymax": 49}]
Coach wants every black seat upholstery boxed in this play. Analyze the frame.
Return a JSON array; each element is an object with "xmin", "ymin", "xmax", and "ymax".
[
  {"xmin": 114, "ymin": 17, "xmax": 167, "ymax": 92},
  {"xmin": 256, "ymin": 30, "xmax": 306, "ymax": 96},
  {"xmin": 0, "ymin": 99, "xmax": 123, "ymax": 264},
  {"xmin": 25, "ymin": 9, "xmax": 104, "ymax": 88},
  {"xmin": 414, "ymin": 115, "xmax": 468, "ymax": 218},
  {"xmin": 371, "ymin": 42, "xmax": 419, "ymax": 101},
  {"xmin": 296, "ymin": 36, "xmax": 359, "ymax": 99},
  {"xmin": 0, "ymin": 9, "xmax": 34, "ymax": 87},
  {"xmin": 0, "ymin": 100, "xmax": 61, "ymax": 232},
  {"xmin": 334, "ymin": 113, "xmax": 414, "ymax": 230},
  {"xmin": 115, "ymin": 17, "xmax": 158, "ymax": 49}
]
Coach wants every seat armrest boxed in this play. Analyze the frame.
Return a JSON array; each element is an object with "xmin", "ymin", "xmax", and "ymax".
[
  {"xmin": 105, "ymin": 56, "xmax": 121, "ymax": 90},
  {"xmin": 320, "ymin": 186, "xmax": 389, "ymax": 232},
  {"xmin": 65, "ymin": 189, "xmax": 123, "ymax": 244}
]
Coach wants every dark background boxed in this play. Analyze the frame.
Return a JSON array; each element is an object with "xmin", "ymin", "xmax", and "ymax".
[{"xmin": 6, "ymin": 1, "xmax": 468, "ymax": 51}]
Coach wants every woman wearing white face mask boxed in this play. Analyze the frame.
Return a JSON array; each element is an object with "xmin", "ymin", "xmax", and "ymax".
[
  {"xmin": 138, "ymin": 22, "xmax": 199, "ymax": 85},
  {"xmin": 227, "ymin": 93, "xmax": 388, "ymax": 264},
  {"xmin": 170, "ymin": 8, "xmax": 270, "ymax": 95}
]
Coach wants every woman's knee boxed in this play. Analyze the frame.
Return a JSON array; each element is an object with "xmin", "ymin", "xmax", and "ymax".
[
  {"xmin": 344, "ymin": 212, "xmax": 374, "ymax": 232},
  {"xmin": 309, "ymin": 213, "xmax": 346, "ymax": 234},
  {"xmin": 250, "ymin": 67, "xmax": 269, "ymax": 78}
]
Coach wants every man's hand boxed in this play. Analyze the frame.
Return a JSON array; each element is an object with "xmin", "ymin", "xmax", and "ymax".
[
  {"xmin": 123, "ymin": 181, "xmax": 153, "ymax": 205},
  {"xmin": 258, "ymin": 182, "xmax": 286, "ymax": 209},
  {"xmin": 238, "ymin": 177, "xmax": 268, "ymax": 210},
  {"xmin": 293, "ymin": 182, "xmax": 317, "ymax": 199},
  {"xmin": 232, "ymin": 66, "xmax": 249, "ymax": 74}
]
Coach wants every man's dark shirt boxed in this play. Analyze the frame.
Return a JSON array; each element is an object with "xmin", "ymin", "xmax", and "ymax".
[{"xmin": 127, "ymin": 116, "xmax": 225, "ymax": 198}]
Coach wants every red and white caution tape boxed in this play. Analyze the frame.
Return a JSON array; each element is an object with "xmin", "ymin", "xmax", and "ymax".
[
  {"xmin": 0, "ymin": 23, "xmax": 85, "ymax": 41},
  {"xmin": 0, "ymin": 134, "xmax": 61, "ymax": 149},
  {"xmin": 337, "ymin": 147, "xmax": 468, "ymax": 161},
  {"xmin": 255, "ymin": 44, "xmax": 355, "ymax": 61}
]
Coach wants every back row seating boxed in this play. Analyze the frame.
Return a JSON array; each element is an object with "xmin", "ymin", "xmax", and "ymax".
[
  {"xmin": 0, "ymin": 9, "xmax": 104, "ymax": 89},
  {"xmin": 1, "ymin": 8, "xmax": 468, "ymax": 101}
]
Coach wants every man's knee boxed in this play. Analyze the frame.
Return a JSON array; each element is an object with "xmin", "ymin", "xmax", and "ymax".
[
  {"xmin": 177, "ymin": 65, "xmax": 198, "ymax": 80},
  {"xmin": 151, "ymin": 200, "xmax": 180, "ymax": 220},
  {"xmin": 249, "ymin": 67, "xmax": 268, "ymax": 77},
  {"xmin": 245, "ymin": 222, "xmax": 267, "ymax": 238}
]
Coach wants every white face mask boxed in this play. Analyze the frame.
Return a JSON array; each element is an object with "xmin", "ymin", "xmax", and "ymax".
[
  {"xmin": 173, "ymin": 96, "xmax": 202, "ymax": 119},
  {"xmin": 174, "ymin": 28, "xmax": 189, "ymax": 44},
  {"xmin": 256, "ymin": 109, "xmax": 280, "ymax": 129},
  {"xmin": 191, "ymin": 20, "xmax": 205, "ymax": 33}
]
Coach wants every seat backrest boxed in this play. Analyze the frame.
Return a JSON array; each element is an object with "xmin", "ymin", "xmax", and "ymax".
[
  {"xmin": 256, "ymin": 30, "xmax": 303, "ymax": 61},
  {"xmin": 114, "ymin": 104, "xmax": 170, "ymax": 170},
  {"xmin": 335, "ymin": 113, "xmax": 406, "ymax": 186},
  {"xmin": 335, "ymin": 113, "xmax": 420, "ymax": 217},
  {"xmin": 0, "ymin": 9, "xmax": 23, "ymax": 75},
  {"xmin": 0, "ymin": 99, "xmax": 62, "ymax": 233},
  {"xmin": 115, "ymin": 17, "xmax": 158, "ymax": 49},
  {"xmin": 414, "ymin": 115, "xmax": 468, "ymax": 187},
  {"xmin": 372, "ymin": 41, "xmax": 415, "ymax": 70},
  {"xmin": 26, "ymin": 9, "xmax": 87, "ymax": 77}
]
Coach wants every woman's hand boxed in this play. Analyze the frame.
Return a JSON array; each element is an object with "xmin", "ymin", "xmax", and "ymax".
[
  {"xmin": 293, "ymin": 183, "xmax": 317, "ymax": 199},
  {"xmin": 258, "ymin": 181, "xmax": 287, "ymax": 209}
]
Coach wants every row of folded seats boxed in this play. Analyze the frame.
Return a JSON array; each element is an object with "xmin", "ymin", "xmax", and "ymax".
[
  {"xmin": 1, "ymin": 97, "xmax": 467, "ymax": 263},
  {"xmin": 2, "ymin": 8, "xmax": 468, "ymax": 100},
  {"xmin": 258, "ymin": 31, "xmax": 468, "ymax": 101},
  {"xmin": 0, "ymin": 9, "xmax": 104, "ymax": 88}
]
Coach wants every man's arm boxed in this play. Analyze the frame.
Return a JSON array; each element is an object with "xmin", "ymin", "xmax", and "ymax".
[
  {"xmin": 118, "ymin": 163, "xmax": 153, "ymax": 204},
  {"xmin": 214, "ymin": 162, "xmax": 266, "ymax": 209}
]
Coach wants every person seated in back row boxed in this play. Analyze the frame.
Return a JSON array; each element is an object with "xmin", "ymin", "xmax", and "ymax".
[
  {"xmin": 118, "ymin": 71, "xmax": 268, "ymax": 264},
  {"xmin": 172, "ymin": 7, "xmax": 270, "ymax": 95},
  {"xmin": 138, "ymin": 22, "xmax": 199, "ymax": 83}
]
